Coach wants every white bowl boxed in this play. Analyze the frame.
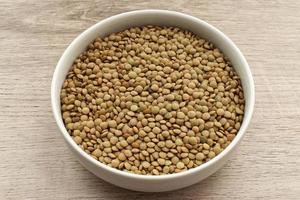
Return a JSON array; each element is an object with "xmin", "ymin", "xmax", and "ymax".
[{"xmin": 51, "ymin": 10, "xmax": 255, "ymax": 192}]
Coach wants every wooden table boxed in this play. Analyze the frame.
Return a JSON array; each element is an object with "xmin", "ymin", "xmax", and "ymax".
[{"xmin": 1, "ymin": 1, "xmax": 299, "ymax": 199}]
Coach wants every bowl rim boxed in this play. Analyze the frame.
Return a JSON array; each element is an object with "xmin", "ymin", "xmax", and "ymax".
[{"xmin": 51, "ymin": 9, "xmax": 255, "ymax": 180}]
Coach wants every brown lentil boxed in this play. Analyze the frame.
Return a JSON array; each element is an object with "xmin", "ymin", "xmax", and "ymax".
[{"xmin": 61, "ymin": 25, "xmax": 245, "ymax": 175}]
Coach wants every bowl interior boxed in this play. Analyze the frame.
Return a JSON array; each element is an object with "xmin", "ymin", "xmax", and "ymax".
[{"xmin": 52, "ymin": 10, "xmax": 254, "ymax": 179}]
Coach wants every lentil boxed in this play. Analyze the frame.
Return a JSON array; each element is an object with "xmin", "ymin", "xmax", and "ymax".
[{"xmin": 61, "ymin": 25, "xmax": 245, "ymax": 175}]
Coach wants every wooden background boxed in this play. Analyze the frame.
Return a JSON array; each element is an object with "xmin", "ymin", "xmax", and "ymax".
[{"xmin": 1, "ymin": 0, "xmax": 300, "ymax": 199}]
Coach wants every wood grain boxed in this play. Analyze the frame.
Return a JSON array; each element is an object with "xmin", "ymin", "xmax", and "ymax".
[{"xmin": 1, "ymin": 0, "xmax": 300, "ymax": 199}]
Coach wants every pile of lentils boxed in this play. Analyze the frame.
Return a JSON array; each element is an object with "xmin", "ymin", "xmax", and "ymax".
[{"xmin": 61, "ymin": 25, "xmax": 244, "ymax": 175}]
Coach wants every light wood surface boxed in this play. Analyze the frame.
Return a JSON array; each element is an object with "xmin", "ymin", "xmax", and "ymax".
[{"xmin": 1, "ymin": 1, "xmax": 300, "ymax": 199}]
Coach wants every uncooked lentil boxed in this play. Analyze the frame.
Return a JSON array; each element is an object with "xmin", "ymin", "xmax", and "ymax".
[
  {"xmin": 176, "ymin": 162, "xmax": 185, "ymax": 169},
  {"xmin": 61, "ymin": 25, "xmax": 245, "ymax": 175}
]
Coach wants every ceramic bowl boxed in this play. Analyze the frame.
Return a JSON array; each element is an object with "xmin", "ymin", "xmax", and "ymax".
[{"xmin": 51, "ymin": 9, "xmax": 255, "ymax": 192}]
